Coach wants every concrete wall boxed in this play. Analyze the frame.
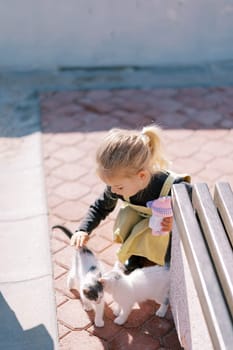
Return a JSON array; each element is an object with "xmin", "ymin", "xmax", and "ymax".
[{"xmin": 1, "ymin": 0, "xmax": 233, "ymax": 69}]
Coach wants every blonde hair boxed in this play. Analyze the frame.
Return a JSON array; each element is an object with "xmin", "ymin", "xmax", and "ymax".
[{"xmin": 96, "ymin": 124, "xmax": 169, "ymax": 178}]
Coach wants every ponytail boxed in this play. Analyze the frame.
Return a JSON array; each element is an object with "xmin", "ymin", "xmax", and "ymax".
[{"xmin": 142, "ymin": 125, "xmax": 170, "ymax": 171}]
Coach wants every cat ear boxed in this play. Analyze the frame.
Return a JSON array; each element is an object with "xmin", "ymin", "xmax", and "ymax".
[
  {"xmin": 82, "ymin": 288, "xmax": 89, "ymax": 296},
  {"xmin": 114, "ymin": 272, "xmax": 122, "ymax": 280},
  {"xmin": 98, "ymin": 277, "xmax": 105, "ymax": 284},
  {"xmin": 113, "ymin": 261, "xmax": 125, "ymax": 272}
]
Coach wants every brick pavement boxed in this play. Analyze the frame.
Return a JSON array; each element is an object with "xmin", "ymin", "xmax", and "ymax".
[{"xmin": 41, "ymin": 87, "xmax": 233, "ymax": 350}]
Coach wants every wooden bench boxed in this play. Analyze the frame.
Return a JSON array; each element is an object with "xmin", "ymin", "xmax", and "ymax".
[{"xmin": 170, "ymin": 182, "xmax": 233, "ymax": 350}]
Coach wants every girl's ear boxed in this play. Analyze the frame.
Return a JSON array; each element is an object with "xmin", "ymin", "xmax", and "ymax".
[{"xmin": 138, "ymin": 169, "xmax": 148, "ymax": 180}]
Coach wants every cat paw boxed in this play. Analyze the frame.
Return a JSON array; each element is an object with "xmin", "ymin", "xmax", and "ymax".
[
  {"xmin": 114, "ymin": 316, "xmax": 126, "ymax": 325},
  {"xmin": 155, "ymin": 304, "xmax": 168, "ymax": 318},
  {"xmin": 113, "ymin": 307, "xmax": 120, "ymax": 316},
  {"xmin": 83, "ymin": 304, "xmax": 92, "ymax": 311},
  {"xmin": 94, "ymin": 319, "xmax": 104, "ymax": 328},
  {"xmin": 67, "ymin": 277, "xmax": 75, "ymax": 290}
]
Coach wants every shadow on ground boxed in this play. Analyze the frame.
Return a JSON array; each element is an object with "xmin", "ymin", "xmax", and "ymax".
[{"xmin": 0, "ymin": 293, "xmax": 54, "ymax": 350}]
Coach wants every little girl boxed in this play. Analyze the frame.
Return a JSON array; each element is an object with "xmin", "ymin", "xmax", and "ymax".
[{"xmin": 71, "ymin": 124, "xmax": 190, "ymax": 273}]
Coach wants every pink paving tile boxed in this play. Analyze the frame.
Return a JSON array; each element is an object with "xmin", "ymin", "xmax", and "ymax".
[
  {"xmin": 99, "ymin": 243, "xmax": 120, "ymax": 266},
  {"xmin": 201, "ymin": 139, "xmax": 233, "ymax": 157},
  {"xmin": 50, "ymin": 222, "xmax": 70, "ymax": 242},
  {"xmin": 51, "ymin": 132, "xmax": 85, "ymax": 146},
  {"xmin": 54, "ymin": 273, "xmax": 79, "ymax": 299},
  {"xmin": 110, "ymin": 301, "xmax": 157, "ymax": 329},
  {"xmin": 109, "ymin": 327, "xmax": 161, "ymax": 350},
  {"xmin": 52, "ymin": 145, "xmax": 87, "ymax": 162},
  {"xmin": 56, "ymin": 291, "xmax": 68, "ymax": 308},
  {"xmin": 60, "ymin": 330, "xmax": 108, "ymax": 350},
  {"xmin": 51, "ymin": 238, "xmax": 67, "ymax": 254},
  {"xmin": 87, "ymin": 235, "xmax": 112, "ymax": 254},
  {"xmin": 52, "ymin": 163, "xmax": 88, "ymax": 181},
  {"xmin": 54, "ymin": 199, "xmax": 89, "ymax": 221},
  {"xmin": 57, "ymin": 299, "xmax": 93, "ymax": 330},
  {"xmin": 42, "ymin": 137, "xmax": 62, "ymax": 154},
  {"xmin": 163, "ymin": 329, "xmax": 183, "ymax": 349},
  {"xmin": 206, "ymin": 157, "xmax": 233, "ymax": 173},
  {"xmin": 87, "ymin": 316, "xmax": 122, "ymax": 342},
  {"xmin": 54, "ymin": 181, "xmax": 90, "ymax": 200},
  {"xmin": 48, "ymin": 215, "xmax": 65, "ymax": 233},
  {"xmin": 142, "ymin": 315, "xmax": 173, "ymax": 338},
  {"xmin": 53, "ymin": 262, "xmax": 67, "ymax": 279},
  {"xmin": 45, "ymin": 175, "xmax": 63, "ymax": 189},
  {"xmin": 172, "ymin": 157, "xmax": 205, "ymax": 175},
  {"xmin": 54, "ymin": 245, "xmax": 74, "ymax": 269},
  {"xmin": 58, "ymin": 321, "xmax": 71, "ymax": 340},
  {"xmin": 47, "ymin": 194, "xmax": 65, "ymax": 209},
  {"xmin": 97, "ymin": 221, "xmax": 115, "ymax": 243},
  {"xmin": 44, "ymin": 156, "xmax": 62, "ymax": 170}
]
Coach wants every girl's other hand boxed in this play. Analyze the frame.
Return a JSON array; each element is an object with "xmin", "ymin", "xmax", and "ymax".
[
  {"xmin": 161, "ymin": 216, "xmax": 173, "ymax": 232},
  {"xmin": 70, "ymin": 231, "xmax": 89, "ymax": 248}
]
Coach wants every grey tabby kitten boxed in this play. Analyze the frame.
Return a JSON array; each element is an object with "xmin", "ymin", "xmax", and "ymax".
[{"xmin": 52, "ymin": 226, "xmax": 105, "ymax": 327}]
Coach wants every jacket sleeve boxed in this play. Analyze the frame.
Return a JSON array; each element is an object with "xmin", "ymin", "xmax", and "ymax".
[{"xmin": 77, "ymin": 186, "xmax": 118, "ymax": 234}]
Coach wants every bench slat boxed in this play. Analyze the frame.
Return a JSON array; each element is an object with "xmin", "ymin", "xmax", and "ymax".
[
  {"xmin": 214, "ymin": 182, "xmax": 233, "ymax": 248},
  {"xmin": 172, "ymin": 184, "xmax": 233, "ymax": 350},
  {"xmin": 192, "ymin": 183, "xmax": 233, "ymax": 318}
]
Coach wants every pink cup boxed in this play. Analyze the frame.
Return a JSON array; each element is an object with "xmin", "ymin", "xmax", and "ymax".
[{"xmin": 147, "ymin": 196, "xmax": 173, "ymax": 236}]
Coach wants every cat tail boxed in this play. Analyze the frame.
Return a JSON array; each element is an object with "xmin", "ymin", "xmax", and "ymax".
[{"xmin": 52, "ymin": 225, "xmax": 73, "ymax": 239}]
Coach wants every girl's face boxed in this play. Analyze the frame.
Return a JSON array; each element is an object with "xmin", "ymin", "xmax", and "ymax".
[{"xmin": 99, "ymin": 169, "xmax": 151, "ymax": 199}]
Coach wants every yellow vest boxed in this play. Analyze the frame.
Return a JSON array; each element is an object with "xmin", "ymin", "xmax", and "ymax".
[{"xmin": 113, "ymin": 171, "xmax": 191, "ymax": 265}]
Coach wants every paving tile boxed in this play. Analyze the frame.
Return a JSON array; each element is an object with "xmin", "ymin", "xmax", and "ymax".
[
  {"xmin": 54, "ymin": 200, "xmax": 90, "ymax": 221},
  {"xmin": 51, "ymin": 223, "xmax": 70, "ymax": 240},
  {"xmin": 52, "ymin": 163, "xmax": 88, "ymax": 181},
  {"xmin": 87, "ymin": 235, "xmax": 113, "ymax": 254},
  {"xmin": 49, "ymin": 215, "xmax": 66, "ymax": 234},
  {"xmin": 88, "ymin": 323, "xmax": 121, "ymax": 343},
  {"xmin": 113, "ymin": 301, "xmax": 157, "ymax": 329},
  {"xmin": 142, "ymin": 315, "xmax": 173, "ymax": 338},
  {"xmin": 57, "ymin": 299, "xmax": 93, "ymax": 330},
  {"xmin": 109, "ymin": 327, "xmax": 161, "ymax": 350},
  {"xmin": 58, "ymin": 321, "xmax": 71, "ymax": 340},
  {"xmin": 99, "ymin": 243, "xmax": 120, "ymax": 266},
  {"xmin": 47, "ymin": 194, "xmax": 65, "ymax": 209},
  {"xmin": 55, "ymin": 291, "xmax": 68, "ymax": 307},
  {"xmin": 54, "ymin": 181, "xmax": 90, "ymax": 200},
  {"xmin": 44, "ymin": 156, "xmax": 62, "ymax": 170},
  {"xmin": 54, "ymin": 273, "xmax": 80, "ymax": 299},
  {"xmin": 206, "ymin": 157, "xmax": 233, "ymax": 174},
  {"xmin": 45, "ymin": 175, "xmax": 63, "ymax": 190},
  {"xmin": 163, "ymin": 329, "xmax": 183, "ymax": 350},
  {"xmin": 54, "ymin": 245, "xmax": 74, "ymax": 269},
  {"xmin": 53, "ymin": 262, "xmax": 67, "ymax": 279},
  {"xmin": 97, "ymin": 221, "xmax": 115, "ymax": 242},
  {"xmin": 53, "ymin": 145, "xmax": 87, "ymax": 162},
  {"xmin": 60, "ymin": 330, "xmax": 108, "ymax": 350}
]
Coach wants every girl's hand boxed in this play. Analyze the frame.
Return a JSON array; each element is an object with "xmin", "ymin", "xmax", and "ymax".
[
  {"xmin": 70, "ymin": 231, "xmax": 89, "ymax": 249},
  {"xmin": 161, "ymin": 216, "xmax": 173, "ymax": 232}
]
